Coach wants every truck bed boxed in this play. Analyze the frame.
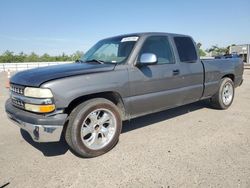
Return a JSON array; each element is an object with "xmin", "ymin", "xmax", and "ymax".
[{"xmin": 201, "ymin": 58, "xmax": 244, "ymax": 98}]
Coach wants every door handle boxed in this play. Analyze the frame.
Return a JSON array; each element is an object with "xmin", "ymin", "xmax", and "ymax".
[{"xmin": 173, "ymin": 69, "xmax": 180, "ymax": 76}]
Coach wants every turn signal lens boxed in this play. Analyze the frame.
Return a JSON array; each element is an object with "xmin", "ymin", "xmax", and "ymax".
[{"xmin": 25, "ymin": 104, "xmax": 55, "ymax": 113}]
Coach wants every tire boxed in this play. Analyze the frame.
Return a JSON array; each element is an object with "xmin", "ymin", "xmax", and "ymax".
[
  {"xmin": 65, "ymin": 98, "xmax": 122, "ymax": 158},
  {"xmin": 210, "ymin": 77, "xmax": 234, "ymax": 109}
]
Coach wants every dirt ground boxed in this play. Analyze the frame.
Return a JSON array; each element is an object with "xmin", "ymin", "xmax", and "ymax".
[{"xmin": 0, "ymin": 70, "xmax": 250, "ymax": 188}]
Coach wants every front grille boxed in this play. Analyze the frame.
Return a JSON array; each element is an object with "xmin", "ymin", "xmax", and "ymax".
[
  {"xmin": 10, "ymin": 85, "xmax": 24, "ymax": 95},
  {"xmin": 11, "ymin": 98, "xmax": 25, "ymax": 108},
  {"xmin": 10, "ymin": 84, "xmax": 25, "ymax": 109}
]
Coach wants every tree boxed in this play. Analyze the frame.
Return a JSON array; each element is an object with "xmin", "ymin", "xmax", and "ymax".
[
  {"xmin": 60, "ymin": 52, "xmax": 70, "ymax": 61},
  {"xmin": 0, "ymin": 51, "xmax": 83, "ymax": 63},
  {"xmin": 1, "ymin": 50, "xmax": 15, "ymax": 62},
  {"xmin": 206, "ymin": 45, "xmax": 227, "ymax": 56},
  {"xmin": 16, "ymin": 52, "xmax": 27, "ymax": 62},
  {"xmin": 24, "ymin": 52, "xmax": 39, "ymax": 62},
  {"xmin": 225, "ymin": 44, "xmax": 236, "ymax": 54},
  {"xmin": 199, "ymin": 49, "xmax": 206, "ymax": 57},
  {"xmin": 196, "ymin": 42, "xmax": 206, "ymax": 57},
  {"xmin": 71, "ymin": 51, "xmax": 84, "ymax": 61},
  {"xmin": 40, "ymin": 53, "xmax": 51, "ymax": 62},
  {"xmin": 197, "ymin": 42, "xmax": 202, "ymax": 49}
]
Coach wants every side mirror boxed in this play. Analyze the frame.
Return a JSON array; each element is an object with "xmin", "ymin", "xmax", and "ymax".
[{"xmin": 139, "ymin": 53, "xmax": 157, "ymax": 65}]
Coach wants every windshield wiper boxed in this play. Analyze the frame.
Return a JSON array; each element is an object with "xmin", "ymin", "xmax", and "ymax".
[
  {"xmin": 75, "ymin": 59, "xmax": 85, "ymax": 63},
  {"xmin": 85, "ymin": 59, "xmax": 105, "ymax": 64}
]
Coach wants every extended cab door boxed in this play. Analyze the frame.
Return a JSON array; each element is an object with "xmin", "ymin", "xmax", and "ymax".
[
  {"xmin": 128, "ymin": 35, "xmax": 184, "ymax": 117},
  {"xmin": 172, "ymin": 36, "xmax": 204, "ymax": 104}
]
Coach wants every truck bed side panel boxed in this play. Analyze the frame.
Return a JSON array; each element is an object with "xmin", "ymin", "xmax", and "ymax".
[{"xmin": 201, "ymin": 58, "xmax": 243, "ymax": 98}]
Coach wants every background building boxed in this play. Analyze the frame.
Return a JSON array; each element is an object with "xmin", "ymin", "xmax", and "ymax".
[{"xmin": 230, "ymin": 44, "xmax": 250, "ymax": 64}]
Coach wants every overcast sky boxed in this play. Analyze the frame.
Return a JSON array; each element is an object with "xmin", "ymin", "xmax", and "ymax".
[{"xmin": 0, "ymin": 0, "xmax": 249, "ymax": 55}]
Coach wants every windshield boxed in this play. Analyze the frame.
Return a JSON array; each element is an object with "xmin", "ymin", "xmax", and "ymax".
[{"xmin": 81, "ymin": 36, "xmax": 139, "ymax": 64}]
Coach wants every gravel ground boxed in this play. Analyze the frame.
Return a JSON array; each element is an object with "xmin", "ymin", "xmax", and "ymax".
[{"xmin": 0, "ymin": 70, "xmax": 250, "ymax": 188}]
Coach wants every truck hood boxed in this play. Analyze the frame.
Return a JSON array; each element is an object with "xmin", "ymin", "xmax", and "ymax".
[{"xmin": 10, "ymin": 63, "xmax": 116, "ymax": 87}]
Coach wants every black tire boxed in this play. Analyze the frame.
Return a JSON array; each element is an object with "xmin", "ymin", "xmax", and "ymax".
[
  {"xmin": 64, "ymin": 118, "xmax": 73, "ymax": 149},
  {"xmin": 65, "ymin": 98, "xmax": 122, "ymax": 158},
  {"xmin": 210, "ymin": 77, "xmax": 234, "ymax": 109}
]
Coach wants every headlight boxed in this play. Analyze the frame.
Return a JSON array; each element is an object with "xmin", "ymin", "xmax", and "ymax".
[
  {"xmin": 24, "ymin": 87, "xmax": 53, "ymax": 98},
  {"xmin": 25, "ymin": 103, "xmax": 55, "ymax": 113}
]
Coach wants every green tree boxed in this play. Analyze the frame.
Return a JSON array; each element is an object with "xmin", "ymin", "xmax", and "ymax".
[
  {"xmin": 225, "ymin": 44, "xmax": 236, "ymax": 54},
  {"xmin": 199, "ymin": 49, "xmax": 206, "ymax": 57},
  {"xmin": 25, "ymin": 52, "xmax": 39, "ymax": 62},
  {"xmin": 40, "ymin": 53, "xmax": 51, "ymax": 62},
  {"xmin": 71, "ymin": 51, "xmax": 84, "ymax": 61},
  {"xmin": 0, "ymin": 51, "xmax": 85, "ymax": 63},
  {"xmin": 16, "ymin": 52, "xmax": 27, "ymax": 62},
  {"xmin": 196, "ymin": 43, "xmax": 206, "ymax": 57},
  {"xmin": 1, "ymin": 50, "xmax": 15, "ymax": 62},
  {"xmin": 206, "ymin": 45, "xmax": 227, "ymax": 56},
  {"xmin": 60, "ymin": 52, "xmax": 70, "ymax": 61}
]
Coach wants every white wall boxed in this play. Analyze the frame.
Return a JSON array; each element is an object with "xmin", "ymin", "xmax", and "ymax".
[{"xmin": 0, "ymin": 61, "xmax": 73, "ymax": 72}]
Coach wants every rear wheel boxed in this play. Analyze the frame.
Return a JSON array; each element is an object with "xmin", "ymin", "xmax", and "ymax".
[
  {"xmin": 65, "ymin": 98, "xmax": 122, "ymax": 158},
  {"xmin": 210, "ymin": 77, "xmax": 234, "ymax": 109}
]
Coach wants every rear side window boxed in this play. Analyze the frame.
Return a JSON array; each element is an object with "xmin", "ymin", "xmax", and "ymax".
[
  {"xmin": 174, "ymin": 37, "xmax": 198, "ymax": 62},
  {"xmin": 140, "ymin": 36, "xmax": 174, "ymax": 64}
]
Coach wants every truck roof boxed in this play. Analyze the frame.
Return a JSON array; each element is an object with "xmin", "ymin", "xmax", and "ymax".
[{"xmin": 104, "ymin": 32, "xmax": 191, "ymax": 40}]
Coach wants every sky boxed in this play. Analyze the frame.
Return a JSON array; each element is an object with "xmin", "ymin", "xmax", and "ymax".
[{"xmin": 0, "ymin": 0, "xmax": 249, "ymax": 55}]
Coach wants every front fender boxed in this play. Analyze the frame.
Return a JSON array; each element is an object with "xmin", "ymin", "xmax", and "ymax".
[{"xmin": 41, "ymin": 68, "xmax": 129, "ymax": 109}]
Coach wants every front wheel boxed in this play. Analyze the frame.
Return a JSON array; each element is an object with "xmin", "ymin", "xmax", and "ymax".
[
  {"xmin": 210, "ymin": 77, "xmax": 234, "ymax": 109},
  {"xmin": 65, "ymin": 98, "xmax": 122, "ymax": 158}
]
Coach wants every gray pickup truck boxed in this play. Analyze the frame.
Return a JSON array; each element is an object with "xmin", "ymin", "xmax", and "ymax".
[{"xmin": 5, "ymin": 32, "xmax": 244, "ymax": 157}]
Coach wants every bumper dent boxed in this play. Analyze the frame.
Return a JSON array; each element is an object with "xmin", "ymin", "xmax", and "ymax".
[
  {"xmin": 5, "ymin": 99, "xmax": 66, "ymax": 142},
  {"xmin": 7, "ymin": 113, "xmax": 63, "ymax": 142}
]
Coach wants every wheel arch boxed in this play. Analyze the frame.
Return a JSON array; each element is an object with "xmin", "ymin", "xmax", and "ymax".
[
  {"xmin": 222, "ymin": 73, "xmax": 235, "ymax": 82},
  {"xmin": 64, "ymin": 91, "xmax": 127, "ymax": 120}
]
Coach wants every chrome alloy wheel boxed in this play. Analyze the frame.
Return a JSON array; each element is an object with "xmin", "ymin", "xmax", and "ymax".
[
  {"xmin": 222, "ymin": 82, "xmax": 233, "ymax": 105},
  {"xmin": 80, "ymin": 108, "xmax": 117, "ymax": 150}
]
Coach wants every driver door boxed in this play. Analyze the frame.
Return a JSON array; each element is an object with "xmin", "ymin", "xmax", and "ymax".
[{"xmin": 128, "ymin": 36, "xmax": 183, "ymax": 117}]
